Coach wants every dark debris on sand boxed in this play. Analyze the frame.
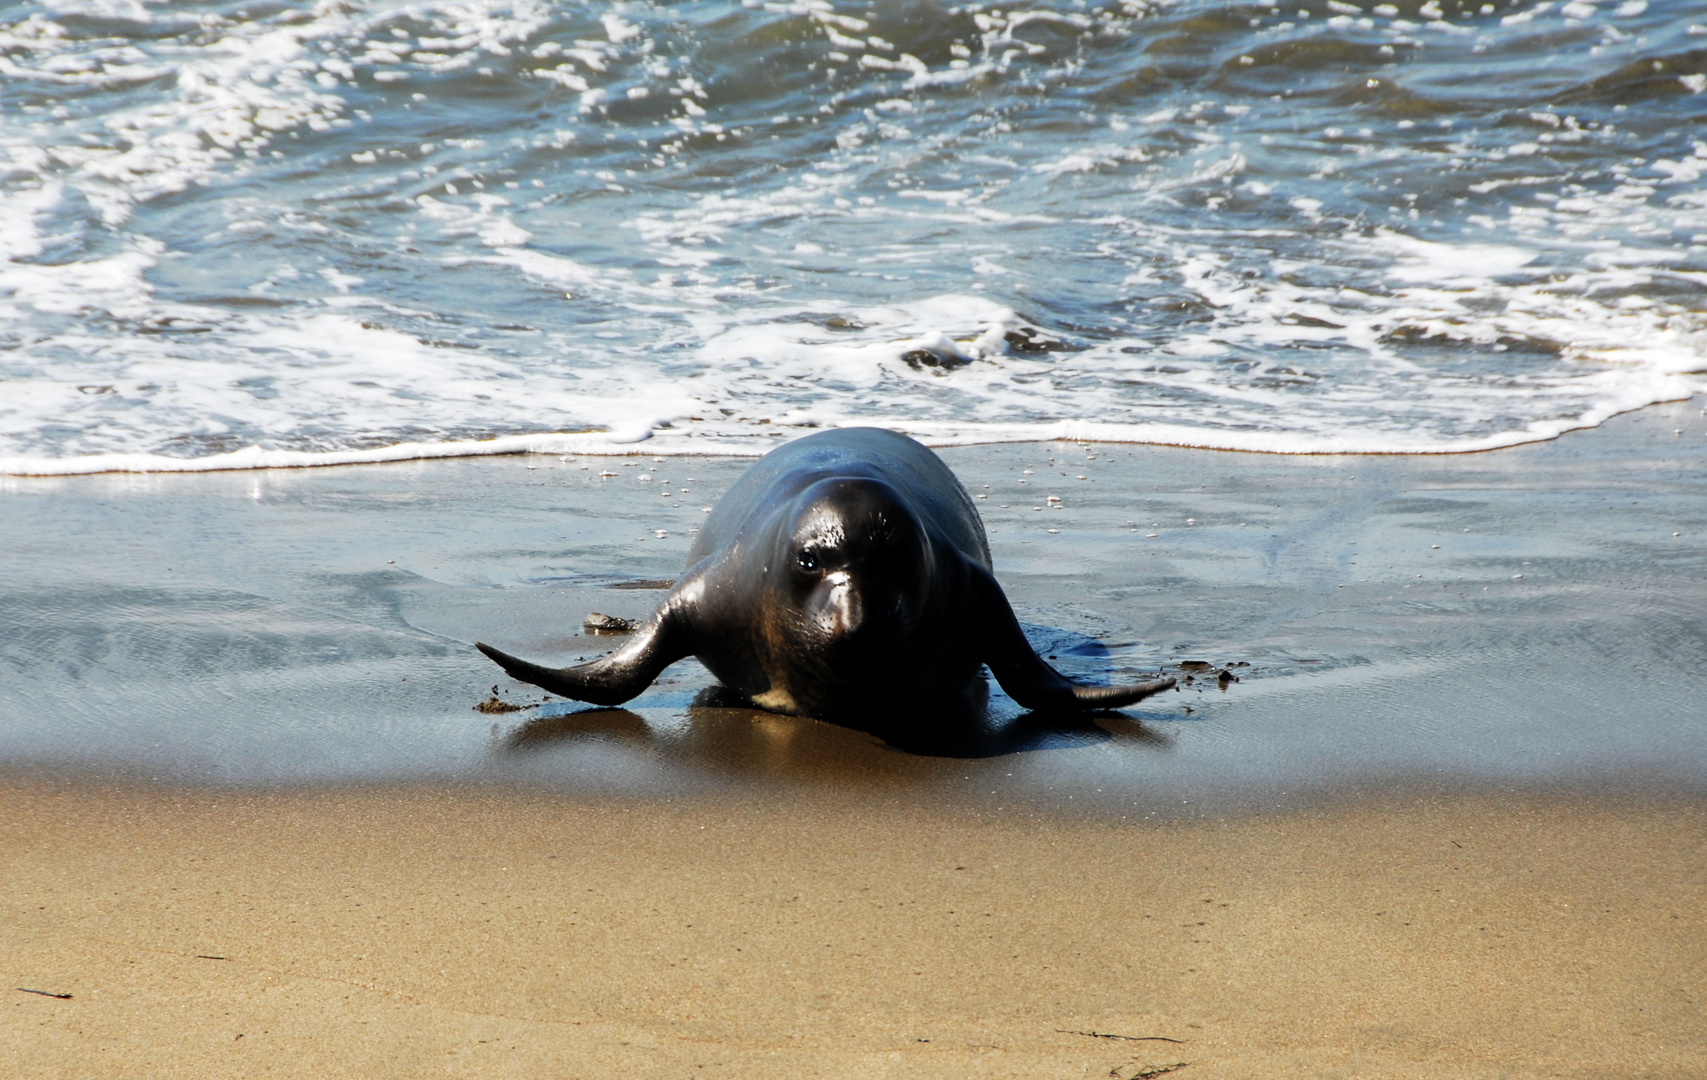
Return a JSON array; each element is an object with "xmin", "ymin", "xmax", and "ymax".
[
  {"xmin": 583, "ymin": 612, "xmax": 637, "ymax": 634},
  {"xmin": 1171, "ymin": 659, "xmax": 1246, "ymax": 690},
  {"xmin": 474, "ymin": 684, "xmax": 533, "ymax": 715}
]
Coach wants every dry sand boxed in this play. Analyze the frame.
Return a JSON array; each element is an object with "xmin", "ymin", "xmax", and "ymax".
[{"xmin": 3, "ymin": 780, "xmax": 1702, "ymax": 1079}]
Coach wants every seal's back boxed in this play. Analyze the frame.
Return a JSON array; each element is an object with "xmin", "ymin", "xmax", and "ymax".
[{"xmin": 686, "ymin": 428, "xmax": 990, "ymax": 570}]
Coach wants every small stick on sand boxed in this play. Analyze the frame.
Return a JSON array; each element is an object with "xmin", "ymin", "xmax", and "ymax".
[
  {"xmin": 17, "ymin": 987, "xmax": 72, "ymax": 999},
  {"xmin": 1059, "ymin": 1029, "xmax": 1187, "ymax": 1043}
]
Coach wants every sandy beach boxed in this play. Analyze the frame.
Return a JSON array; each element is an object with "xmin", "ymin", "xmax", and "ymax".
[
  {"xmin": 4, "ymin": 400, "xmax": 1704, "ymax": 1076},
  {"xmin": 3, "ymin": 780, "xmax": 1703, "ymax": 1079}
]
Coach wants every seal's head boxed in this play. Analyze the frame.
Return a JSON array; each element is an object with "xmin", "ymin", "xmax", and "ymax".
[{"xmin": 757, "ymin": 476, "xmax": 934, "ymax": 710}]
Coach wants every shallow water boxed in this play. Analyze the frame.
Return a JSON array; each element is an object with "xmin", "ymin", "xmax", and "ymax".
[
  {"xmin": 3, "ymin": 0, "xmax": 1705, "ymax": 472},
  {"xmin": 3, "ymin": 400, "xmax": 1701, "ymax": 809}
]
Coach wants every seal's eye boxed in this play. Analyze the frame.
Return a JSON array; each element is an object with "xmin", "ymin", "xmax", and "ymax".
[{"xmin": 796, "ymin": 549, "xmax": 818, "ymax": 572}]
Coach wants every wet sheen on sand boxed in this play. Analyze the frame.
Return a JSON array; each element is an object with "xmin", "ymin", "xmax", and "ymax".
[{"xmin": 2, "ymin": 400, "xmax": 1703, "ymax": 808}]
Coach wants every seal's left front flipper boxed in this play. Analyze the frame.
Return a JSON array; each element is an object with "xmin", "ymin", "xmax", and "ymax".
[
  {"xmin": 966, "ymin": 564, "xmax": 1176, "ymax": 712},
  {"xmin": 476, "ymin": 573, "xmax": 705, "ymax": 706}
]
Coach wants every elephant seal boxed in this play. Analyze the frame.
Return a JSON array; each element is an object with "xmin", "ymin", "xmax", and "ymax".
[{"xmin": 476, "ymin": 428, "xmax": 1174, "ymax": 716}]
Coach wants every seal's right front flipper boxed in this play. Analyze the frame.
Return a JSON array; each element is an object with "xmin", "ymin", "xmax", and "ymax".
[
  {"xmin": 967, "ymin": 564, "xmax": 1176, "ymax": 713},
  {"xmin": 476, "ymin": 584, "xmax": 699, "ymax": 706}
]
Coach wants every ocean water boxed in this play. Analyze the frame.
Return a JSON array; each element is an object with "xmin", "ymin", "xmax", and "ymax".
[{"xmin": 2, "ymin": 0, "xmax": 1705, "ymax": 474}]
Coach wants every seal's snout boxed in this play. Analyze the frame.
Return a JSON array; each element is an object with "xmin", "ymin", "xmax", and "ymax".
[{"xmin": 807, "ymin": 571, "xmax": 863, "ymax": 636}]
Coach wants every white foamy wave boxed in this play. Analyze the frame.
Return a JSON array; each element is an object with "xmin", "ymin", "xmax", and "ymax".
[
  {"xmin": 2, "ymin": 0, "xmax": 1703, "ymax": 475},
  {"xmin": 3, "ymin": 270, "xmax": 1701, "ymax": 475},
  {"xmin": 0, "ymin": 430, "xmax": 655, "ymax": 477},
  {"xmin": 0, "ymin": 0, "xmax": 555, "ymax": 225},
  {"xmin": 0, "ymin": 182, "xmax": 158, "ymax": 319}
]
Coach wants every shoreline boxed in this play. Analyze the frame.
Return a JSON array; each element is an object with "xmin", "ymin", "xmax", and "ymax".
[{"xmin": 4, "ymin": 396, "xmax": 1698, "ymax": 479}]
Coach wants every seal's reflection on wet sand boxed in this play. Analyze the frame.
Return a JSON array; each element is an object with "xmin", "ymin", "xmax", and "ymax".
[{"xmin": 500, "ymin": 685, "xmax": 1172, "ymax": 780}]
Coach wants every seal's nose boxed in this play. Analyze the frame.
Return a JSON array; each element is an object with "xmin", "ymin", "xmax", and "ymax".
[
  {"xmin": 808, "ymin": 570, "xmax": 917, "ymax": 659},
  {"xmin": 810, "ymin": 571, "xmax": 862, "ymax": 636}
]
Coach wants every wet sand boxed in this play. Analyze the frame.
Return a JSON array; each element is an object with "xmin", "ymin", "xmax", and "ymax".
[
  {"xmin": 3, "ymin": 400, "xmax": 1705, "ymax": 1075},
  {"xmin": 2, "ymin": 398, "xmax": 1704, "ymax": 798},
  {"xmin": 3, "ymin": 780, "xmax": 1703, "ymax": 1079}
]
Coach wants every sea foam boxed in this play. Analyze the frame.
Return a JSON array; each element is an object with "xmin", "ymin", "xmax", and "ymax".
[{"xmin": 2, "ymin": 0, "xmax": 1703, "ymax": 474}]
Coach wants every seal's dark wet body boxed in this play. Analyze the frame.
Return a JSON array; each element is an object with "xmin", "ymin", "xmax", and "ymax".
[
  {"xmin": 689, "ymin": 427, "xmax": 990, "ymax": 570},
  {"xmin": 477, "ymin": 429, "xmax": 1172, "ymax": 718},
  {"xmin": 681, "ymin": 429, "xmax": 992, "ymax": 716}
]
